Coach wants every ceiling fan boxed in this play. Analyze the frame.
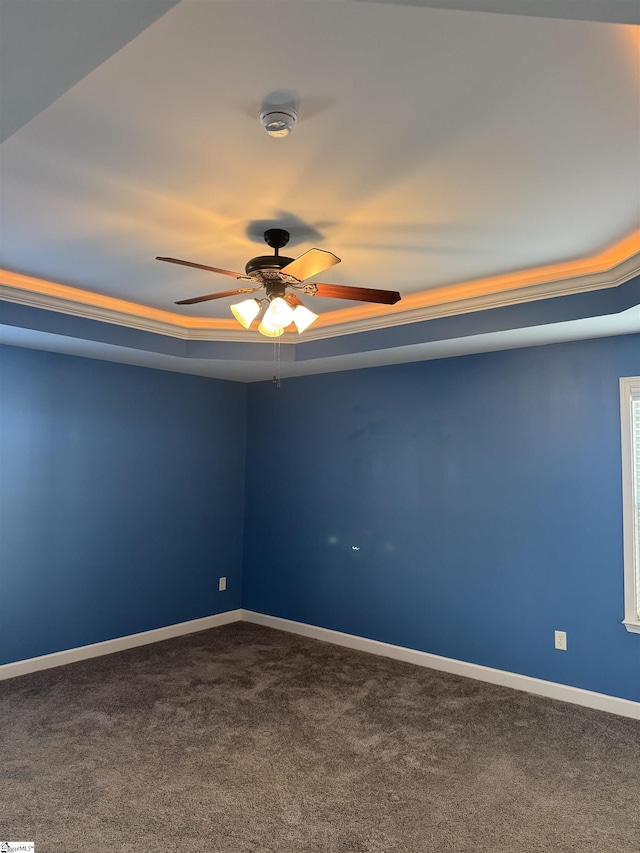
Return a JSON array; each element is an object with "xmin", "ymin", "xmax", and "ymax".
[{"xmin": 156, "ymin": 228, "xmax": 401, "ymax": 337}]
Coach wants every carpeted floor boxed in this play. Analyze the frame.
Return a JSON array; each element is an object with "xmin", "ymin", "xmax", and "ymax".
[{"xmin": 1, "ymin": 622, "xmax": 639, "ymax": 852}]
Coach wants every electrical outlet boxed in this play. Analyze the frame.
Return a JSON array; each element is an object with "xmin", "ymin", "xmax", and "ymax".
[
  {"xmin": 218, "ymin": 577, "xmax": 227, "ymax": 592},
  {"xmin": 554, "ymin": 630, "xmax": 567, "ymax": 651}
]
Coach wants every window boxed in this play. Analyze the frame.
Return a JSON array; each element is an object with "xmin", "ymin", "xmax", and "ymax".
[{"xmin": 620, "ymin": 377, "xmax": 640, "ymax": 633}]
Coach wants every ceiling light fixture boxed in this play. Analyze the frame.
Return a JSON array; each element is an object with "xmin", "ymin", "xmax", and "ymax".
[
  {"xmin": 257, "ymin": 316, "xmax": 285, "ymax": 338},
  {"xmin": 230, "ymin": 298, "xmax": 261, "ymax": 329},
  {"xmin": 263, "ymin": 296, "xmax": 294, "ymax": 328},
  {"xmin": 291, "ymin": 304, "xmax": 319, "ymax": 334},
  {"xmin": 230, "ymin": 293, "xmax": 319, "ymax": 337},
  {"xmin": 259, "ymin": 106, "xmax": 298, "ymax": 138}
]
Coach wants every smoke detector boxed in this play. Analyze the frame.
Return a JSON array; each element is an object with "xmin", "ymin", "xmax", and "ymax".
[{"xmin": 259, "ymin": 106, "xmax": 299, "ymax": 138}]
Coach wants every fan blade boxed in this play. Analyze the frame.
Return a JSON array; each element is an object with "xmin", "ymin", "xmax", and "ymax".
[
  {"xmin": 312, "ymin": 283, "xmax": 401, "ymax": 305},
  {"xmin": 157, "ymin": 257, "xmax": 251, "ymax": 280},
  {"xmin": 280, "ymin": 249, "xmax": 340, "ymax": 282},
  {"xmin": 175, "ymin": 287, "xmax": 258, "ymax": 305},
  {"xmin": 284, "ymin": 292, "xmax": 304, "ymax": 307}
]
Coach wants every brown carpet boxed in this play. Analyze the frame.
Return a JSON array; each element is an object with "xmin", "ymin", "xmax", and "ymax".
[{"xmin": 1, "ymin": 622, "xmax": 639, "ymax": 852}]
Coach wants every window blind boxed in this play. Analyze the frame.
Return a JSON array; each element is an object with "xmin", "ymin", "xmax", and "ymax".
[{"xmin": 631, "ymin": 388, "xmax": 640, "ymax": 620}]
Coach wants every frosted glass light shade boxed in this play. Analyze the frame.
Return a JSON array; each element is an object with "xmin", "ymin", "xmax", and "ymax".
[
  {"xmin": 263, "ymin": 297, "xmax": 294, "ymax": 330},
  {"xmin": 292, "ymin": 304, "xmax": 319, "ymax": 333},
  {"xmin": 230, "ymin": 298, "xmax": 260, "ymax": 329},
  {"xmin": 257, "ymin": 319, "xmax": 285, "ymax": 338}
]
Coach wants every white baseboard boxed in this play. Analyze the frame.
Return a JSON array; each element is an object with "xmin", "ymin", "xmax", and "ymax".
[
  {"xmin": 241, "ymin": 610, "xmax": 640, "ymax": 721},
  {"xmin": 0, "ymin": 609, "xmax": 242, "ymax": 681},
  {"xmin": 4, "ymin": 607, "xmax": 638, "ymax": 721}
]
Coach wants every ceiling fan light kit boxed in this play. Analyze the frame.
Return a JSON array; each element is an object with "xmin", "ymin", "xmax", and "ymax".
[
  {"xmin": 230, "ymin": 295, "xmax": 319, "ymax": 336},
  {"xmin": 157, "ymin": 226, "xmax": 401, "ymax": 338},
  {"xmin": 257, "ymin": 318, "xmax": 285, "ymax": 338},
  {"xmin": 263, "ymin": 296, "xmax": 294, "ymax": 329},
  {"xmin": 230, "ymin": 298, "xmax": 261, "ymax": 329},
  {"xmin": 290, "ymin": 303, "xmax": 319, "ymax": 334}
]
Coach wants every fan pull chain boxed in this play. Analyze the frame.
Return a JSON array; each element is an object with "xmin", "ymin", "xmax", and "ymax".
[
  {"xmin": 277, "ymin": 337, "xmax": 282, "ymax": 388},
  {"xmin": 272, "ymin": 337, "xmax": 281, "ymax": 388}
]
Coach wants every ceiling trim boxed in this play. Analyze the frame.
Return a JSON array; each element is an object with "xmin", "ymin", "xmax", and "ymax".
[
  {"xmin": 311, "ymin": 230, "xmax": 640, "ymax": 329},
  {"xmin": 302, "ymin": 241, "xmax": 640, "ymax": 340},
  {"xmin": 0, "ymin": 0, "xmax": 180, "ymax": 143},
  {"xmin": 1, "ymin": 231, "xmax": 638, "ymax": 343},
  {"xmin": 353, "ymin": 0, "xmax": 640, "ymax": 26}
]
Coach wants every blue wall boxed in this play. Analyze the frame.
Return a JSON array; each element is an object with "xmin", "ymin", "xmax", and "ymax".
[
  {"xmin": 0, "ymin": 345, "xmax": 246, "ymax": 665},
  {"xmin": 3, "ymin": 335, "xmax": 640, "ymax": 703},
  {"xmin": 242, "ymin": 334, "xmax": 640, "ymax": 702}
]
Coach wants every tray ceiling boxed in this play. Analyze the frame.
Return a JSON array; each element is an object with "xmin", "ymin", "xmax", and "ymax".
[{"xmin": 1, "ymin": 0, "xmax": 638, "ymax": 380}]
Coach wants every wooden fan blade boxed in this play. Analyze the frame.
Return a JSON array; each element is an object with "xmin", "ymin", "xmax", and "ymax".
[
  {"xmin": 157, "ymin": 257, "xmax": 251, "ymax": 280},
  {"xmin": 312, "ymin": 283, "xmax": 401, "ymax": 305},
  {"xmin": 280, "ymin": 248, "xmax": 340, "ymax": 282},
  {"xmin": 284, "ymin": 292, "xmax": 304, "ymax": 307},
  {"xmin": 175, "ymin": 287, "xmax": 258, "ymax": 305}
]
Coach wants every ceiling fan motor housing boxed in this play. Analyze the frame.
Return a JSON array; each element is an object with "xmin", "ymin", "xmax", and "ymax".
[
  {"xmin": 246, "ymin": 259, "xmax": 292, "ymax": 299},
  {"xmin": 245, "ymin": 255, "xmax": 294, "ymax": 275}
]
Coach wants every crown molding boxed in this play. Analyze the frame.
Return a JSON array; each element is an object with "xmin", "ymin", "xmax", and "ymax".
[
  {"xmin": 0, "ymin": 280, "xmax": 288, "ymax": 345},
  {"xmin": 301, "ymin": 247, "xmax": 640, "ymax": 340},
  {"xmin": 2, "ymin": 242, "xmax": 639, "ymax": 344}
]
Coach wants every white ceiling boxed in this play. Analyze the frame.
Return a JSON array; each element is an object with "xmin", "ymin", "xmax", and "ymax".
[{"xmin": 0, "ymin": 0, "xmax": 638, "ymax": 380}]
